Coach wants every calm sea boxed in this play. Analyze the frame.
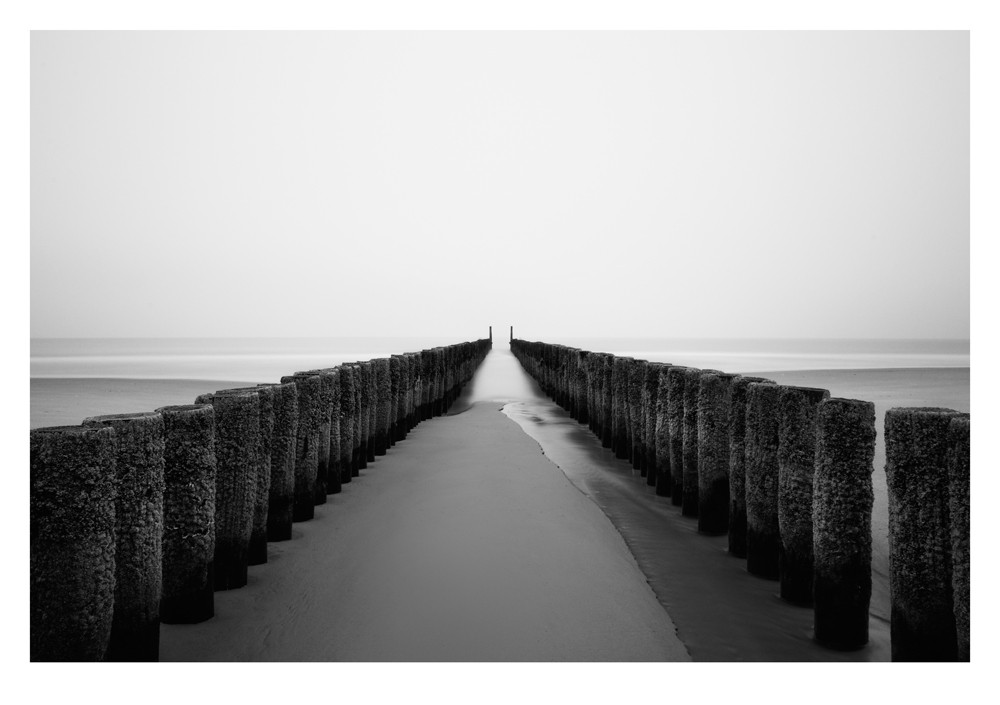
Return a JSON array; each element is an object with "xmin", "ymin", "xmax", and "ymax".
[{"xmin": 30, "ymin": 337, "xmax": 970, "ymax": 382}]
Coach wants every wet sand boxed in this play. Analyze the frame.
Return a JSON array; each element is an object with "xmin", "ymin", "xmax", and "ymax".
[{"xmin": 502, "ymin": 361, "xmax": 969, "ymax": 661}]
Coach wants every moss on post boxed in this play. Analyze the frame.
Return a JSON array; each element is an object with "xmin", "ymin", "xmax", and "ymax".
[
  {"xmin": 155, "ymin": 404, "xmax": 216, "ymax": 624},
  {"xmin": 82, "ymin": 411, "xmax": 165, "ymax": 661},
  {"xmin": 697, "ymin": 372, "xmax": 739, "ymax": 535},
  {"xmin": 745, "ymin": 382, "xmax": 781, "ymax": 579},
  {"xmin": 30, "ymin": 424, "xmax": 117, "ymax": 661},
  {"xmin": 777, "ymin": 385, "xmax": 830, "ymax": 605},
  {"xmin": 813, "ymin": 397, "xmax": 875, "ymax": 650},
  {"xmin": 948, "ymin": 415, "xmax": 970, "ymax": 662},
  {"xmin": 885, "ymin": 406, "xmax": 964, "ymax": 661}
]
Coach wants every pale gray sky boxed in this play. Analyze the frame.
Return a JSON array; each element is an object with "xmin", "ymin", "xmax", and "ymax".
[{"xmin": 30, "ymin": 31, "xmax": 969, "ymax": 339}]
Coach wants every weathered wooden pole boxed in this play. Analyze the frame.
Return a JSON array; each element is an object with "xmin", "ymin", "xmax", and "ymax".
[
  {"xmin": 213, "ymin": 385, "xmax": 274, "ymax": 566},
  {"xmin": 665, "ymin": 366, "xmax": 690, "ymax": 505},
  {"xmin": 777, "ymin": 385, "xmax": 830, "ymax": 605},
  {"xmin": 297, "ymin": 371, "xmax": 331, "ymax": 503},
  {"xmin": 612, "ymin": 357, "xmax": 631, "ymax": 459},
  {"xmin": 745, "ymin": 382, "xmax": 781, "ymax": 579},
  {"xmin": 30, "ymin": 424, "xmax": 118, "ymax": 661},
  {"xmin": 314, "ymin": 368, "xmax": 342, "ymax": 495},
  {"xmin": 338, "ymin": 364, "xmax": 357, "ymax": 483},
  {"xmin": 390, "ymin": 355, "xmax": 403, "ymax": 444},
  {"xmin": 948, "ymin": 415, "xmax": 971, "ymax": 662},
  {"xmin": 629, "ymin": 359, "xmax": 647, "ymax": 471},
  {"xmin": 363, "ymin": 360, "xmax": 378, "ymax": 461},
  {"xmin": 644, "ymin": 362, "xmax": 665, "ymax": 487},
  {"xmin": 697, "ymin": 372, "xmax": 739, "ymax": 535},
  {"xmin": 727, "ymin": 376, "xmax": 774, "ymax": 558},
  {"xmin": 279, "ymin": 374, "xmax": 320, "ymax": 522},
  {"xmin": 82, "ymin": 411, "xmax": 165, "ymax": 661},
  {"xmin": 155, "ymin": 403, "xmax": 217, "ymax": 624},
  {"xmin": 194, "ymin": 390, "xmax": 258, "ymax": 590},
  {"xmin": 600, "ymin": 354, "xmax": 614, "ymax": 448},
  {"xmin": 683, "ymin": 368, "xmax": 722, "ymax": 517},
  {"xmin": 258, "ymin": 381, "xmax": 298, "ymax": 540},
  {"xmin": 885, "ymin": 406, "xmax": 964, "ymax": 661},
  {"xmin": 654, "ymin": 365, "xmax": 674, "ymax": 497},
  {"xmin": 812, "ymin": 397, "xmax": 876, "ymax": 650}
]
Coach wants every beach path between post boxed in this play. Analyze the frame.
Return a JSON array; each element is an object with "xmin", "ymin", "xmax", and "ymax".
[{"xmin": 160, "ymin": 395, "xmax": 690, "ymax": 661}]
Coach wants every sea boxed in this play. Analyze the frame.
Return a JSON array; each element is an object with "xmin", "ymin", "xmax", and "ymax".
[{"xmin": 30, "ymin": 336, "xmax": 970, "ymax": 382}]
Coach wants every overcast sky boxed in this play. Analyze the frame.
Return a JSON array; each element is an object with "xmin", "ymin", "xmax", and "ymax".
[{"xmin": 30, "ymin": 31, "xmax": 969, "ymax": 340}]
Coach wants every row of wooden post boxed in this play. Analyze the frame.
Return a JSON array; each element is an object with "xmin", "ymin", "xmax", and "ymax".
[
  {"xmin": 510, "ymin": 339, "xmax": 970, "ymax": 661},
  {"xmin": 30, "ymin": 339, "xmax": 492, "ymax": 661}
]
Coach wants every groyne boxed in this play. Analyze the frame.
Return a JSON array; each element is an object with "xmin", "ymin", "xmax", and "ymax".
[
  {"xmin": 30, "ymin": 337, "xmax": 491, "ymax": 661},
  {"xmin": 511, "ymin": 337, "xmax": 971, "ymax": 661}
]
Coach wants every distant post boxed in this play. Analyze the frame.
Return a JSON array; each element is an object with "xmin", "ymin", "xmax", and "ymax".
[{"xmin": 510, "ymin": 326, "xmax": 513, "ymax": 342}]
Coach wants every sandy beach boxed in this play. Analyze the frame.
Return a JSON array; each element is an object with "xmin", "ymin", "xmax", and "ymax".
[
  {"xmin": 29, "ymin": 351, "xmax": 968, "ymax": 661},
  {"xmin": 158, "ymin": 397, "xmax": 689, "ymax": 661}
]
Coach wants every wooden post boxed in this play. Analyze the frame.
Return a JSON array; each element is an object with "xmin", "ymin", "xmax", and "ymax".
[
  {"xmin": 745, "ymin": 382, "xmax": 781, "ymax": 579},
  {"xmin": 885, "ymin": 406, "xmax": 964, "ymax": 661},
  {"xmin": 155, "ymin": 403, "xmax": 217, "ymax": 624},
  {"xmin": 258, "ymin": 381, "xmax": 298, "ymax": 541},
  {"xmin": 948, "ymin": 415, "xmax": 971, "ymax": 661},
  {"xmin": 777, "ymin": 385, "xmax": 830, "ymax": 605},
  {"xmin": 727, "ymin": 376, "xmax": 774, "ymax": 558},
  {"xmin": 30, "ymin": 424, "xmax": 117, "ymax": 661},
  {"xmin": 813, "ymin": 397, "xmax": 876, "ymax": 650},
  {"xmin": 697, "ymin": 372, "xmax": 739, "ymax": 535},
  {"xmin": 82, "ymin": 411, "xmax": 165, "ymax": 661}
]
